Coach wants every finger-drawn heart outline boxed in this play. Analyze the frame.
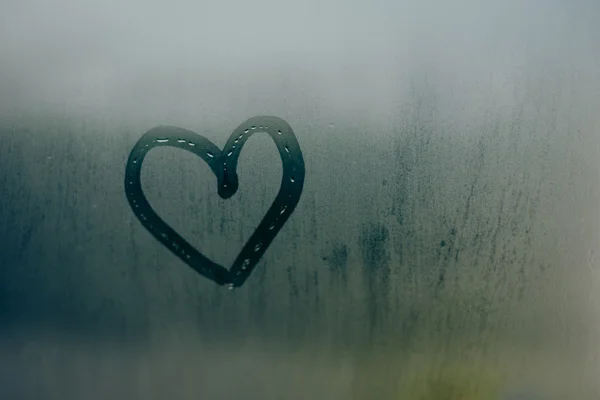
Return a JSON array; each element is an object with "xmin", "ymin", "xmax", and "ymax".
[{"xmin": 124, "ymin": 116, "xmax": 305, "ymax": 288}]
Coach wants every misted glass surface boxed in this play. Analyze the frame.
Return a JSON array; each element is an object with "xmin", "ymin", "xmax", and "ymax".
[{"xmin": 1, "ymin": 1, "xmax": 599, "ymax": 399}]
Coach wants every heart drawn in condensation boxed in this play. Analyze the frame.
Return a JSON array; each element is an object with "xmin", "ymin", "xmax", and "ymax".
[{"xmin": 124, "ymin": 116, "xmax": 305, "ymax": 289}]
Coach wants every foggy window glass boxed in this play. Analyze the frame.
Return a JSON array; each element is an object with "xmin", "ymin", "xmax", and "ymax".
[{"xmin": 1, "ymin": 1, "xmax": 599, "ymax": 399}]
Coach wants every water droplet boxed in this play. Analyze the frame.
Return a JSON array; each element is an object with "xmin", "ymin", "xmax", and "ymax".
[
  {"xmin": 244, "ymin": 129, "xmax": 249, "ymax": 134},
  {"xmin": 227, "ymin": 151, "xmax": 233, "ymax": 157},
  {"xmin": 277, "ymin": 130, "xmax": 282, "ymax": 135},
  {"xmin": 132, "ymin": 159, "xmax": 138, "ymax": 164},
  {"xmin": 242, "ymin": 259, "xmax": 251, "ymax": 269},
  {"xmin": 251, "ymin": 126, "xmax": 256, "ymax": 130},
  {"xmin": 156, "ymin": 138, "xmax": 169, "ymax": 143},
  {"xmin": 280, "ymin": 206, "xmax": 287, "ymax": 215},
  {"xmin": 284, "ymin": 146, "xmax": 290, "ymax": 153},
  {"xmin": 290, "ymin": 177, "xmax": 295, "ymax": 183},
  {"xmin": 188, "ymin": 142, "xmax": 196, "ymax": 146},
  {"xmin": 254, "ymin": 243, "xmax": 262, "ymax": 252},
  {"xmin": 207, "ymin": 152, "xmax": 214, "ymax": 158},
  {"xmin": 228, "ymin": 283, "xmax": 235, "ymax": 290},
  {"xmin": 268, "ymin": 224, "xmax": 275, "ymax": 230}
]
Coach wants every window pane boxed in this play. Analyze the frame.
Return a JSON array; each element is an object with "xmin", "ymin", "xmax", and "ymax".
[{"xmin": 1, "ymin": 1, "xmax": 599, "ymax": 398}]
